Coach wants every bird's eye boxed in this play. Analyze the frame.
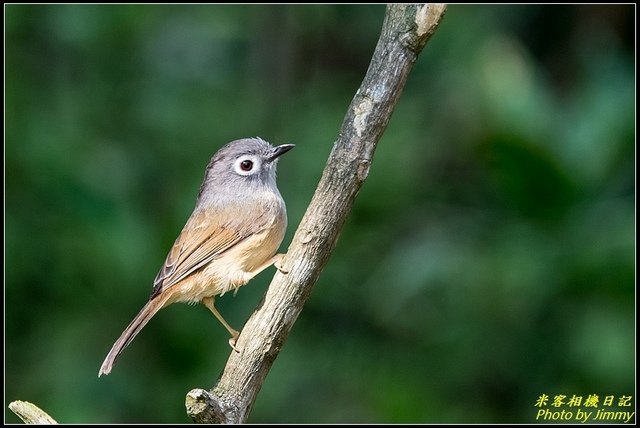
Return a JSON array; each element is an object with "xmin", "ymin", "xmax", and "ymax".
[{"xmin": 234, "ymin": 156, "xmax": 260, "ymax": 176}]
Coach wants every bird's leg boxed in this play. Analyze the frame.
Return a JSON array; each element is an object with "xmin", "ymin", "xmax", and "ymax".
[
  {"xmin": 202, "ymin": 296, "xmax": 239, "ymax": 352},
  {"xmin": 239, "ymin": 253, "xmax": 290, "ymax": 279},
  {"xmin": 202, "ymin": 254, "xmax": 289, "ymax": 352}
]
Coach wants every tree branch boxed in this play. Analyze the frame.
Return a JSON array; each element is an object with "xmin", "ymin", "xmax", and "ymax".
[
  {"xmin": 186, "ymin": 4, "xmax": 447, "ymax": 424},
  {"xmin": 9, "ymin": 401, "xmax": 58, "ymax": 424}
]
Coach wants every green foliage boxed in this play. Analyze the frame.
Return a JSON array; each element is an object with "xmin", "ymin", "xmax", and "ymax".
[{"xmin": 5, "ymin": 4, "xmax": 634, "ymax": 423}]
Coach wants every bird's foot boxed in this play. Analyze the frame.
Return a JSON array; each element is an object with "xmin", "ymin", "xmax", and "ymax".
[
  {"xmin": 274, "ymin": 254, "xmax": 289, "ymax": 274},
  {"xmin": 229, "ymin": 332, "xmax": 240, "ymax": 353}
]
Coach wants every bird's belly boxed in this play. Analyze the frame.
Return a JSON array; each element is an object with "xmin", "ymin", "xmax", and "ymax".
[{"xmin": 169, "ymin": 213, "xmax": 286, "ymax": 304}]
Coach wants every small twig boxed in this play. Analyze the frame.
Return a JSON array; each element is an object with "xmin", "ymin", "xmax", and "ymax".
[{"xmin": 8, "ymin": 401, "xmax": 58, "ymax": 424}]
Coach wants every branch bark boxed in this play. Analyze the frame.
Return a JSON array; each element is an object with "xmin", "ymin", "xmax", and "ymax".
[
  {"xmin": 186, "ymin": 4, "xmax": 447, "ymax": 424},
  {"xmin": 9, "ymin": 401, "xmax": 58, "ymax": 424}
]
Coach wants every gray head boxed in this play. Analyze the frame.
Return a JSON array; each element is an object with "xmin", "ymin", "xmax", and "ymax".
[{"xmin": 197, "ymin": 137, "xmax": 294, "ymax": 204}]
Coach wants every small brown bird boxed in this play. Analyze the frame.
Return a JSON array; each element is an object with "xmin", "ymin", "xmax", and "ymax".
[{"xmin": 98, "ymin": 137, "xmax": 294, "ymax": 377}]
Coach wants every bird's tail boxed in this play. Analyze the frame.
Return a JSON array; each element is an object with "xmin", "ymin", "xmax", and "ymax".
[{"xmin": 98, "ymin": 294, "xmax": 170, "ymax": 377}]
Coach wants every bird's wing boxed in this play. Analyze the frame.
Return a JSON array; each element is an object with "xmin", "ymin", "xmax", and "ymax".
[{"xmin": 150, "ymin": 205, "xmax": 268, "ymax": 298}]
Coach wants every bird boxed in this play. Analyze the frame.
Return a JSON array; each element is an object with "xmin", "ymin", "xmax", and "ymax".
[{"xmin": 98, "ymin": 137, "xmax": 294, "ymax": 377}]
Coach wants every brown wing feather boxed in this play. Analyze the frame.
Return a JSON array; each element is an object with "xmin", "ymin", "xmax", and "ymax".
[{"xmin": 150, "ymin": 203, "xmax": 272, "ymax": 299}]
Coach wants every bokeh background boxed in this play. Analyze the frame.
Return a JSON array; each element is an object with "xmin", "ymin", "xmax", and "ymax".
[{"xmin": 5, "ymin": 4, "xmax": 635, "ymax": 424}]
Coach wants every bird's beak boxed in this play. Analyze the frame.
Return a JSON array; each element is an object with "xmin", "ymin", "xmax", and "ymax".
[{"xmin": 267, "ymin": 144, "xmax": 295, "ymax": 162}]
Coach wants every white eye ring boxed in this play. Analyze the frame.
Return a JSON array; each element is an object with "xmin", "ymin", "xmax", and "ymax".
[{"xmin": 233, "ymin": 155, "xmax": 261, "ymax": 176}]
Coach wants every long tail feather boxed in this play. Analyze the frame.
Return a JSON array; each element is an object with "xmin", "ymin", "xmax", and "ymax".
[{"xmin": 98, "ymin": 295, "xmax": 169, "ymax": 377}]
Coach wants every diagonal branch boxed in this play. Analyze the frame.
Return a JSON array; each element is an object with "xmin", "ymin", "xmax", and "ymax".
[
  {"xmin": 186, "ymin": 4, "xmax": 447, "ymax": 424},
  {"xmin": 9, "ymin": 401, "xmax": 58, "ymax": 425}
]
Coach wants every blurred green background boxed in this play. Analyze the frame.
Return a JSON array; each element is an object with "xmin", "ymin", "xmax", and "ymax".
[{"xmin": 5, "ymin": 4, "xmax": 635, "ymax": 424}]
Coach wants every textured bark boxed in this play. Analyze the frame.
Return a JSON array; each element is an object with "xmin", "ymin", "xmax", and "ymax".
[
  {"xmin": 9, "ymin": 401, "xmax": 58, "ymax": 424},
  {"xmin": 186, "ymin": 4, "xmax": 447, "ymax": 424}
]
